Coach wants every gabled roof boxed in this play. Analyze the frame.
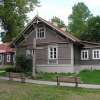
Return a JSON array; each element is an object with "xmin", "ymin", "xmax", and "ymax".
[
  {"xmin": 82, "ymin": 41, "xmax": 100, "ymax": 45},
  {"xmin": 81, "ymin": 41, "xmax": 100, "ymax": 48},
  {"xmin": 0, "ymin": 43, "xmax": 15, "ymax": 53},
  {"xmin": 36, "ymin": 16, "xmax": 81, "ymax": 42},
  {"xmin": 11, "ymin": 15, "xmax": 81, "ymax": 47}
]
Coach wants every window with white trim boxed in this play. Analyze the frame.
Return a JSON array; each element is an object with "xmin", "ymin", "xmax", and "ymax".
[
  {"xmin": 48, "ymin": 45, "xmax": 58, "ymax": 64},
  {"xmin": 36, "ymin": 27, "xmax": 45, "ymax": 39},
  {"xmin": 48, "ymin": 46, "xmax": 58, "ymax": 59},
  {"xmin": 81, "ymin": 50, "xmax": 89, "ymax": 60},
  {"xmin": 26, "ymin": 50, "xmax": 32, "ymax": 56},
  {"xmin": 0, "ymin": 54, "xmax": 2, "ymax": 62},
  {"xmin": 92, "ymin": 49, "xmax": 100, "ymax": 59},
  {"xmin": 7, "ymin": 54, "xmax": 11, "ymax": 62},
  {"xmin": 13, "ymin": 54, "xmax": 16, "ymax": 63}
]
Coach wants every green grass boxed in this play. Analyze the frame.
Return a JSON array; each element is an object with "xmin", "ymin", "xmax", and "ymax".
[
  {"xmin": 0, "ymin": 79, "xmax": 100, "ymax": 100},
  {"xmin": 36, "ymin": 72, "xmax": 76, "ymax": 81},
  {"xmin": 78, "ymin": 70, "xmax": 100, "ymax": 84},
  {"xmin": 0, "ymin": 65, "xmax": 13, "ymax": 76},
  {"xmin": 0, "ymin": 69, "xmax": 6, "ymax": 76},
  {"xmin": 36, "ymin": 70, "xmax": 100, "ymax": 84}
]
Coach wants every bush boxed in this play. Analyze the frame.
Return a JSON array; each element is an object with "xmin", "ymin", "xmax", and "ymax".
[
  {"xmin": 5, "ymin": 67, "xmax": 21, "ymax": 73},
  {"xmin": 5, "ymin": 67, "xmax": 14, "ymax": 72},
  {"xmin": 16, "ymin": 55, "xmax": 32, "ymax": 73}
]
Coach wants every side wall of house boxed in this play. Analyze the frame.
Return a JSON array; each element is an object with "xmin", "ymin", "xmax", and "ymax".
[
  {"xmin": 78, "ymin": 47, "xmax": 100, "ymax": 71},
  {"xmin": 36, "ymin": 43, "xmax": 72, "ymax": 65},
  {"xmin": 80, "ymin": 47, "xmax": 100, "ymax": 65}
]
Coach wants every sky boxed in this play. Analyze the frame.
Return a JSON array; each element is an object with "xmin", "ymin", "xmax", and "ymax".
[{"xmin": 28, "ymin": 0, "xmax": 100, "ymax": 25}]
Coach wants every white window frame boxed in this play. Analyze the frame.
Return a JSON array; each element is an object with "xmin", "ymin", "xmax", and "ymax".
[
  {"xmin": 26, "ymin": 50, "xmax": 32, "ymax": 56},
  {"xmin": 0, "ymin": 54, "xmax": 2, "ymax": 62},
  {"xmin": 36, "ymin": 26, "xmax": 46, "ymax": 39},
  {"xmin": 48, "ymin": 45, "xmax": 58, "ymax": 60},
  {"xmin": 92, "ymin": 49, "xmax": 100, "ymax": 59},
  {"xmin": 7, "ymin": 54, "xmax": 11, "ymax": 62},
  {"xmin": 81, "ymin": 50, "xmax": 89, "ymax": 60},
  {"xmin": 48, "ymin": 45, "xmax": 58, "ymax": 64}
]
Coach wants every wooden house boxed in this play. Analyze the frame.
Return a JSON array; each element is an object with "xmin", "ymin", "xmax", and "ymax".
[{"xmin": 11, "ymin": 16, "xmax": 100, "ymax": 73}]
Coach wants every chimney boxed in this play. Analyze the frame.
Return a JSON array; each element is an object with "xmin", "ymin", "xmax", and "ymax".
[
  {"xmin": 60, "ymin": 27, "xmax": 66, "ymax": 31},
  {"xmin": 52, "ymin": 22, "xmax": 58, "ymax": 27}
]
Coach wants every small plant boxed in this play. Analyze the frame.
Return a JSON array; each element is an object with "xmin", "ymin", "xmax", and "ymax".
[
  {"xmin": 5, "ymin": 67, "xmax": 21, "ymax": 73},
  {"xmin": 16, "ymin": 55, "xmax": 32, "ymax": 73}
]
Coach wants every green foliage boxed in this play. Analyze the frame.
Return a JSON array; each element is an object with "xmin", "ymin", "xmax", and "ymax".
[
  {"xmin": 0, "ymin": 69, "xmax": 6, "ymax": 76},
  {"xmin": 5, "ymin": 67, "xmax": 15, "ymax": 72},
  {"xmin": 16, "ymin": 55, "xmax": 32, "ymax": 72},
  {"xmin": 37, "ymin": 70, "xmax": 100, "ymax": 84},
  {"xmin": 80, "ymin": 16, "xmax": 100, "ymax": 42},
  {"xmin": 51, "ymin": 16, "xmax": 67, "ymax": 29},
  {"xmin": 68, "ymin": 2, "xmax": 92, "ymax": 38},
  {"xmin": 79, "ymin": 70, "xmax": 100, "ymax": 84},
  {"xmin": 5, "ymin": 67, "xmax": 21, "ymax": 73},
  {"xmin": 0, "ymin": 0, "xmax": 39, "ymax": 42}
]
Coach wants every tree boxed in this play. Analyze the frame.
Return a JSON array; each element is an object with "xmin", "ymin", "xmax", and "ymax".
[
  {"xmin": 68, "ymin": 2, "xmax": 92, "ymax": 38},
  {"xmin": 0, "ymin": 0, "xmax": 39, "ymax": 42},
  {"xmin": 51, "ymin": 16, "xmax": 66, "ymax": 29},
  {"xmin": 80, "ymin": 16, "xmax": 100, "ymax": 42}
]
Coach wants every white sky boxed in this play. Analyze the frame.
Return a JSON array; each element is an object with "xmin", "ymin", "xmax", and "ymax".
[{"xmin": 28, "ymin": 0, "xmax": 100, "ymax": 25}]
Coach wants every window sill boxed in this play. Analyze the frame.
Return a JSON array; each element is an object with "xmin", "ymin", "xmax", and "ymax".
[
  {"xmin": 92, "ymin": 58, "xmax": 100, "ymax": 60},
  {"xmin": 81, "ymin": 59, "xmax": 89, "ymax": 60}
]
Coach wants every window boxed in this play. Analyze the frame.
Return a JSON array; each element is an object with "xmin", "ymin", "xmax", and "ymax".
[
  {"xmin": 7, "ymin": 54, "xmax": 11, "ymax": 62},
  {"xmin": 36, "ymin": 27, "xmax": 45, "ymax": 39},
  {"xmin": 81, "ymin": 50, "xmax": 89, "ymax": 60},
  {"xmin": 92, "ymin": 49, "xmax": 100, "ymax": 59},
  {"xmin": 48, "ymin": 46, "xmax": 58, "ymax": 59},
  {"xmin": 48, "ymin": 45, "xmax": 58, "ymax": 64},
  {"xmin": 26, "ymin": 50, "xmax": 32, "ymax": 56},
  {"xmin": 13, "ymin": 54, "xmax": 15, "ymax": 63},
  {"xmin": 0, "ymin": 54, "xmax": 2, "ymax": 62}
]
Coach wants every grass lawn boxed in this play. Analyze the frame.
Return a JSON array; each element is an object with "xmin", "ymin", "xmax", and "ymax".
[
  {"xmin": 0, "ymin": 79, "xmax": 100, "ymax": 100},
  {"xmin": 0, "ymin": 69, "xmax": 6, "ymax": 76},
  {"xmin": 36, "ymin": 70, "xmax": 100, "ymax": 84},
  {"xmin": 78, "ymin": 70, "xmax": 100, "ymax": 84},
  {"xmin": 37, "ymin": 70, "xmax": 100, "ymax": 84}
]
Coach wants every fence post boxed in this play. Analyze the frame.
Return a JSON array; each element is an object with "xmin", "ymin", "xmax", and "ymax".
[{"xmin": 57, "ymin": 76, "xmax": 60, "ymax": 86}]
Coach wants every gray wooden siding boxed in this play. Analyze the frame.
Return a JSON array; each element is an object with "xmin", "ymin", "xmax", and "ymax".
[
  {"xmin": 80, "ymin": 47, "xmax": 100, "ymax": 65},
  {"xmin": 16, "ymin": 47, "xmax": 26, "ymax": 56},
  {"xmin": 34, "ymin": 43, "xmax": 72, "ymax": 65},
  {"xmin": 17, "ymin": 43, "xmax": 72, "ymax": 65},
  {"xmin": 36, "ymin": 46, "xmax": 48, "ymax": 64},
  {"xmin": 16, "ymin": 22, "xmax": 73, "ymax": 65},
  {"xmin": 19, "ymin": 25, "xmax": 68, "ymax": 48},
  {"xmin": 58, "ymin": 44, "xmax": 71, "ymax": 64}
]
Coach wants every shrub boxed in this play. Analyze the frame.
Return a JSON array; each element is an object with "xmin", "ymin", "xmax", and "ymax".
[
  {"xmin": 5, "ymin": 67, "xmax": 14, "ymax": 72},
  {"xmin": 16, "ymin": 55, "xmax": 32, "ymax": 73},
  {"xmin": 5, "ymin": 67, "xmax": 21, "ymax": 73}
]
